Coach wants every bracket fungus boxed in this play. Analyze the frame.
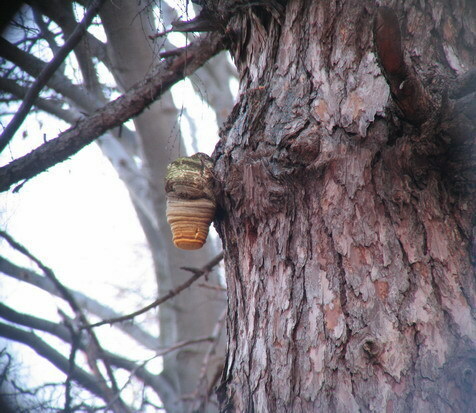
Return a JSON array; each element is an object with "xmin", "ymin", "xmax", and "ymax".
[{"xmin": 165, "ymin": 153, "xmax": 216, "ymax": 250}]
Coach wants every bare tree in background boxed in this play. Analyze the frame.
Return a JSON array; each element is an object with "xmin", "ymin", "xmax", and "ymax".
[
  {"xmin": 0, "ymin": 1, "xmax": 235, "ymax": 412},
  {"xmin": 1, "ymin": 0, "xmax": 476, "ymax": 412}
]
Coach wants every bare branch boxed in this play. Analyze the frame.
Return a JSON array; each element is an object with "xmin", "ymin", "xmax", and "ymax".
[
  {"xmin": 0, "ymin": 0, "xmax": 107, "ymax": 153},
  {"xmin": 31, "ymin": 0, "xmax": 111, "ymax": 71},
  {"xmin": 0, "ymin": 33, "xmax": 226, "ymax": 192},
  {"xmin": 373, "ymin": 7, "xmax": 433, "ymax": 125},
  {"xmin": 0, "ymin": 37, "xmax": 110, "ymax": 115},
  {"xmin": 0, "ymin": 76, "xmax": 77, "ymax": 123},
  {"xmin": 0, "ymin": 37, "xmax": 102, "ymax": 113},
  {"xmin": 156, "ymin": 336, "xmax": 215, "ymax": 357},
  {"xmin": 0, "ymin": 252, "xmax": 222, "ymax": 404},
  {"xmin": 0, "ymin": 231, "xmax": 85, "ymax": 319},
  {"xmin": 63, "ymin": 318, "xmax": 80, "ymax": 413},
  {"xmin": 30, "ymin": 0, "xmax": 103, "ymax": 93},
  {"xmin": 0, "ymin": 255, "xmax": 159, "ymax": 350},
  {"xmin": 151, "ymin": 10, "xmax": 221, "ymax": 39},
  {"xmin": 88, "ymin": 252, "xmax": 224, "ymax": 328},
  {"xmin": 32, "ymin": 10, "xmax": 61, "ymax": 57},
  {"xmin": 0, "ymin": 231, "xmax": 129, "ymax": 413},
  {"xmin": 0, "ymin": 303, "xmax": 73, "ymax": 344},
  {"xmin": 0, "ymin": 322, "xmax": 111, "ymax": 403},
  {"xmin": 0, "ymin": 302, "xmax": 176, "ymax": 402},
  {"xmin": 198, "ymin": 282, "xmax": 227, "ymax": 292},
  {"xmin": 0, "ymin": 78, "xmax": 156, "ymax": 227},
  {"xmin": 171, "ymin": 11, "xmax": 221, "ymax": 33},
  {"xmin": 0, "ymin": 2, "xmax": 23, "ymax": 34}
]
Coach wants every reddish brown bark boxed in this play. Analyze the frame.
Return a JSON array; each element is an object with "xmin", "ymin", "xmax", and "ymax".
[{"xmin": 211, "ymin": 0, "xmax": 476, "ymax": 411}]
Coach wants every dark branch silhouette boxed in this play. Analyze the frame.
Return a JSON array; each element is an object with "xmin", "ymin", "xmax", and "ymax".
[{"xmin": 0, "ymin": 0, "xmax": 107, "ymax": 153}]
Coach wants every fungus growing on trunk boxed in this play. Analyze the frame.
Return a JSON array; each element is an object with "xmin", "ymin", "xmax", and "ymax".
[{"xmin": 165, "ymin": 153, "xmax": 216, "ymax": 250}]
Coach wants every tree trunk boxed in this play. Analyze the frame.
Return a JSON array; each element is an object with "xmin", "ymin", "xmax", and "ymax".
[{"xmin": 213, "ymin": 0, "xmax": 476, "ymax": 411}]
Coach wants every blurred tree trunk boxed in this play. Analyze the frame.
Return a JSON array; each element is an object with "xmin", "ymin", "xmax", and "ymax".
[
  {"xmin": 98, "ymin": 3, "xmax": 227, "ymax": 411},
  {"xmin": 212, "ymin": 0, "xmax": 476, "ymax": 411}
]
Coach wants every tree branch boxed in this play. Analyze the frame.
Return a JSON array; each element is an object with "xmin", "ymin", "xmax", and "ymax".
[
  {"xmin": 0, "ymin": 76, "xmax": 156, "ymax": 227},
  {"xmin": 32, "ymin": 9, "xmax": 62, "ymax": 58},
  {"xmin": 63, "ymin": 318, "xmax": 80, "ymax": 413},
  {"xmin": 0, "ymin": 248, "xmax": 223, "ymax": 405},
  {"xmin": 0, "ymin": 231, "xmax": 129, "ymax": 413},
  {"xmin": 0, "ymin": 255, "xmax": 159, "ymax": 350},
  {"xmin": 156, "ymin": 10, "xmax": 221, "ymax": 37},
  {"xmin": 0, "ymin": 0, "xmax": 107, "ymax": 153},
  {"xmin": 88, "ymin": 252, "xmax": 224, "ymax": 328},
  {"xmin": 0, "ymin": 77, "xmax": 77, "ymax": 124},
  {"xmin": 0, "ymin": 32, "xmax": 225, "ymax": 192},
  {"xmin": 0, "ymin": 76, "xmax": 157, "ymax": 230},
  {"xmin": 30, "ymin": 0, "xmax": 111, "ymax": 72},
  {"xmin": 0, "ymin": 37, "xmax": 110, "ymax": 116},
  {"xmin": 373, "ymin": 7, "xmax": 433, "ymax": 125},
  {"xmin": 0, "ymin": 302, "xmax": 176, "ymax": 403},
  {"xmin": 0, "ymin": 322, "xmax": 111, "ymax": 403}
]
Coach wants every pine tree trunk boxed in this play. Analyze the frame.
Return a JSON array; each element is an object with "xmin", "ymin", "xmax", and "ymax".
[{"xmin": 212, "ymin": 0, "xmax": 476, "ymax": 411}]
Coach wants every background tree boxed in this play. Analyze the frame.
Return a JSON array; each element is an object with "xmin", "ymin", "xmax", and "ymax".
[
  {"xmin": 0, "ymin": 0, "xmax": 235, "ymax": 411},
  {"xmin": 1, "ymin": 0, "xmax": 475, "ymax": 412}
]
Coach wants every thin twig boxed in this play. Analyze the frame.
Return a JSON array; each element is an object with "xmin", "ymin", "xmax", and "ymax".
[
  {"xmin": 0, "ymin": 0, "xmax": 107, "ymax": 153},
  {"xmin": 0, "ymin": 302, "xmax": 175, "ymax": 401},
  {"xmin": 0, "ymin": 322, "xmax": 108, "ymax": 401},
  {"xmin": 149, "ymin": 27, "xmax": 175, "ymax": 39},
  {"xmin": 198, "ymin": 282, "xmax": 227, "ymax": 292},
  {"xmin": 87, "ymin": 252, "xmax": 224, "ymax": 328},
  {"xmin": 156, "ymin": 335, "xmax": 215, "ymax": 357}
]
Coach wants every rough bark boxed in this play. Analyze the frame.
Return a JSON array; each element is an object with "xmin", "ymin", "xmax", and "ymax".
[{"xmin": 212, "ymin": 0, "xmax": 476, "ymax": 412}]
